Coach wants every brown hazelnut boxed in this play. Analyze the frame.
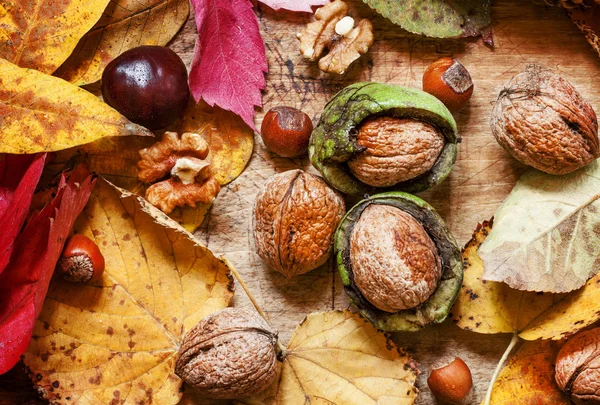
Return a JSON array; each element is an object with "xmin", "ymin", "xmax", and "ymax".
[
  {"xmin": 252, "ymin": 170, "xmax": 345, "ymax": 278},
  {"xmin": 427, "ymin": 357, "xmax": 473, "ymax": 405},
  {"xmin": 555, "ymin": 328, "xmax": 600, "ymax": 404},
  {"xmin": 347, "ymin": 117, "xmax": 446, "ymax": 188},
  {"xmin": 423, "ymin": 58, "xmax": 474, "ymax": 113},
  {"xmin": 490, "ymin": 64, "xmax": 599, "ymax": 175},
  {"xmin": 260, "ymin": 107, "xmax": 313, "ymax": 157},
  {"xmin": 349, "ymin": 204, "xmax": 442, "ymax": 312},
  {"xmin": 175, "ymin": 308, "xmax": 278, "ymax": 399},
  {"xmin": 56, "ymin": 234, "xmax": 105, "ymax": 283}
]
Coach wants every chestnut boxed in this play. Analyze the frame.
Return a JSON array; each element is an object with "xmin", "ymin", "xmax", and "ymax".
[
  {"xmin": 56, "ymin": 234, "xmax": 105, "ymax": 283},
  {"xmin": 260, "ymin": 107, "xmax": 313, "ymax": 157},
  {"xmin": 423, "ymin": 57, "xmax": 473, "ymax": 113},
  {"xmin": 102, "ymin": 46, "xmax": 189, "ymax": 130},
  {"xmin": 427, "ymin": 356, "xmax": 473, "ymax": 405}
]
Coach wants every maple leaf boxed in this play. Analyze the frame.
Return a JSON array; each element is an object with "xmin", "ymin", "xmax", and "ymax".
[
  {"xmin": 258, "ymin": 0, "xmax": 330, "ymax": 12},
  {"xmin": 189, "ymin": 0, "xmax": 268, "ymax": 131}
]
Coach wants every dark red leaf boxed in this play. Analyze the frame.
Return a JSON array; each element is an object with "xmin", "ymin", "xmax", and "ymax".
[
  {"xmin": 189, "ymin": 0, "xmax": 267, "ymax": 131},
  {"xmin": 0, "ymin": 164, "xmax": 96, "ymax": 374},
  {"xmin": 0, "ymin": 154, "xmax": 47, "ymax": 275}
]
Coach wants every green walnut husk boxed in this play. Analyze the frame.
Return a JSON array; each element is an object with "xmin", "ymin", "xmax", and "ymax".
[
  {"xmin": 309, "ymin": 82, "xmax": 458, "ymax": 196},
  {"xmin": 334, "ymin": 192, "xmax": 463, "ymax": 332}
]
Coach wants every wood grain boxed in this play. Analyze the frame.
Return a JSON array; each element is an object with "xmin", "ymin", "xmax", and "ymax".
[{"xmin": 2, "ymin": 1, "xmax": 600, "ymax": 404}]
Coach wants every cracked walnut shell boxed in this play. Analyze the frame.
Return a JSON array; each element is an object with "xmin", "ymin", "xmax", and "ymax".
[
  {"xmin": 556, "ymin": 328, "xmax": 600, "ymax": 404},
  {"xmin": 175, "ymin": 308, "xmax": 278, "ymax": 399},
  {"xmin": 253, "ymin": 170, "xmax": 345, "ymax": 278}
]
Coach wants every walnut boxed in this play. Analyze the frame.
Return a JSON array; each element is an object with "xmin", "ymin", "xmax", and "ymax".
[
  {"xmin": 175, "ymin": 308, "xmax": 278, "ymax": 399},
  {"xmin": 491, "ymin": 65, "xmax": 599, "ymax": 175},
  {"xmin": 297, "ymin": 0, "xmax": 374, "ymax": 74},
  {"xmin": 252, "ymin": 170, "xmax": 346, "ymax": 278},
  {"xmin": 347, "ymin": 117, "xmax": 446, "ymax": 187},
  {"xmin": 350, "ymin": 204, "xmax": 442, "ymax": 312},
  {"xmin": 137, "ymin": 132, "xmax": 220, "ymax": 214},
  {"xmin": 555, "ymin": 328, "xmax": 600, "ymax": 404}
]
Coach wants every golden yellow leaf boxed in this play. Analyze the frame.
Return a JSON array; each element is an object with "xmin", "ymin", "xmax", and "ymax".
[
  {"xmin": 55, "ymin": 0, "xmax": 189, "ymax": 86},
  {"xmin": 0, "ymin": 0, "xmax": 109, "ymax": 74},
  {"xmin": 22, "ymin": 177, "xmax": 234, "ymax": 404},
  {"xmin": 236, "ymin": 310, "xmax": 418, "ymax": 405},
  {"xmin": 452, "ymin": 220, "xmax": 600, "ymax": 340},
  {"xmin": 0, "ymin": 58, "xmax": 152, "ymax": 154},
  {"xmin": 485, "ymin": 340, "xmax": 570, "ymax": 405}
]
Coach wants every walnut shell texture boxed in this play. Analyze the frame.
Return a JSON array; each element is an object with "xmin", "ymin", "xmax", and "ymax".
[
  {"xmin": 556, "ymin": 328, "xmax": 600, "ymax": 404},
  {"xmin": 491, "ymin": 65, "xmax": 599, "ymax": 175},
  {"xmin": 348, "ymin": 117, "xmax": 445, "ymax": 187},
  {"xmin": 349, "ymin": 204, "xmax": 442, "ymax": 312},
  {"xmin": 175, "ymin": 308, "xmax": 278, "ymax": 399},
  {"xmin": 253, "ymin": 170, "xmax": 346, "ymax": 278}
]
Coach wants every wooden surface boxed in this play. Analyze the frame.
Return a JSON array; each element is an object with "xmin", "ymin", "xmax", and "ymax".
[{"xmin": 3, "ymin": 1, "xmax": 600, "ymax": 404}]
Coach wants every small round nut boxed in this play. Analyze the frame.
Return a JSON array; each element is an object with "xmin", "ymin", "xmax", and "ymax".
[
  {"xmin": 347, "ymin": 117, "xmax": 445, "ymax": 188},
  {"xmin": 555, "ymin": 328, "xmax": 600, "ymax": 404},
  {"xmin": 253, "ymin": 170, "xmax": 345, "ymax": 278},
  {"xmin": 427, "ymin": 356, "xmax": 473, "ymax": 405},
  {"xmin": 175, "ymin": 308, "xmax": 278, "ymax": 399},
  {"xmin": 349, "ymin": 204, "xmax": 442, "ymax": 312},
  {"xmin": 56, "ymin": 234, "xmax": 105, "ymax": 283},
  {"xmin": 423, "ymin": 57, "xmax": 474, "ymax": 113},
  {"xmin": 491, "ymin": 65, "xmax": 599, "ymax": 175},
  {"xmin": 261, "ymin": 107, "xmax": 313, "ymax": 158}
]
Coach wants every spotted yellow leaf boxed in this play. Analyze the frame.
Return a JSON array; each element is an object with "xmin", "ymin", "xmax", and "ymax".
[{"xmin": 22, "ymin": 177, "xmax": 234, "ymax": 404}]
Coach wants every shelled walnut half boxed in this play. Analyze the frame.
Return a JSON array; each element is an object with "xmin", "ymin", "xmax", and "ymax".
[{"xmin": 137, "ymin": 132, "xmax": 220, "ymax": 214}]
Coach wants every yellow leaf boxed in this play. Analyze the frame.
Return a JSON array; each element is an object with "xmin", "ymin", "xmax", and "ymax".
[
  {"xmin": 0, "ymin": 0, "xmax": 109, "ymax": 74},
  {"xmin": 0, "ymin": 58, "xmax": 152, "ymax": 154},
  {"xmin": 22, "ymin": 177, "xmax": 234, "ymax": 404},
  {"xmin": 55, "ymin": 0, "xmax": 189, "ymax": 86},
  {"xmin": 235, "ymin": 310, "xmax": 418, "ymax": 405},
  {"xmin": 452, "ymin": 220, "xmax": 600, "ymax": 340},
  {"xmin": 485, "ymin": 340, "xmax": 570, "ymax": 405}
]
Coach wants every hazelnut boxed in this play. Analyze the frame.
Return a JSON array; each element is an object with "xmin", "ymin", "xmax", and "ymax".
[
  {"xmin": 349, "ymin": 204, "xmax": 442, "ymax": 312},
  {"xmin": 427, "ymin": 357, "xmax": 473, "ymax": 405},
  {"xmin": 347, "ymin": 117, "xmax": 446, "ymax": 188},
  {"xmin": 423, "ymin": 57, "xmax": 474, "ymax": 113},
  {"xmin": 252, "ymin": 170, "xmax": 345, "ymax": 278},
  {"xmin": 175, "ymin": 308, "xmax": 278, "ymax": 399},
  {"xmin": 555, "ymin": 328, "xmax": 600, "ymax": 404},
  {"xmin": 490, "ymin": 64, "xmax": 599, "ymax": 175},
  {"xmin": 261, "ymin": 107, "xmax": 313, "ymax": 158},
  {"xmin": 55, "ymin": 234, "xmax": 105, "ymax": 283}
]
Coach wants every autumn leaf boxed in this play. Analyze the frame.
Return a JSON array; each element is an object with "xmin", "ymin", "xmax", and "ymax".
[
  {"xmin": 568, "ymin": 5, "xmax": 600, "ymax": 58},
  {"xmin": 479, "ymin": 162, "xmax": 600, "ymax": 293},
  {"xmin": 189, "ymin": 0, "xmax": 268, "ymax": 131},
  {"xmin": 0, "ymin": 164, "xmax": 95, "ymax": 374},
  {"xmin": 0, "ymin": 0, "xmax": 109, "ymax": 74},
  {"xmin": 0, "ymin": 154, "xmax": 47, "ymax": 275},
  {"xmin": 452, "ymin": 220, "xmax": 600, "ymax": 341},
  {"xmin": 22, "ymin": 177, "xmax": 234, "ymax": 403},
  {"xmin": 362, "ymin": 0, "xmax": 493, "ymax": 45},
  {"xmin": 0, "ymin": 58, "xmax": 152, "ymax": 154},
  {"xmin": 258, "ymin": 0, "xmax": 330, "ymax": 12},
  {"xmin": 485, "ymin": 340, "xmax": 570, "ymax": 405},
  {"xmin": 54, "ymin": 0, "xmax": 190, "ymax": 86},
  {"xmin": 234, "ymin": 310, "xmax": 418, "ymax": 405}
]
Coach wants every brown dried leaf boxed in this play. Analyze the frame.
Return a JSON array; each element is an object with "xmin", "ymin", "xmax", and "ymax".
[
  {"xmin": 568, "ymin": 5, "xmax": 600, "ymax": 58},
  {"xmin": 55, "ymin": 0, "xmax": 190, "ymax": 86},
  {"xmin": 22, "ymin": 177, "xmax": 234, "ymax": 404}
]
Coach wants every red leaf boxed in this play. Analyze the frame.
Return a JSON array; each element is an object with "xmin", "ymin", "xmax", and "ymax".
[
  {"xmin": 258, "ymin": 0, "xmax": 329, "ymax": 12},
  {"xmin": 189, "ymin": 0, "xmax": 267, "ymax": 131},
  {"xmin": 0, "ymin": 164, "xmax": 96, "ymax": 374},
  {"xmin": 0, "ymin": 154, "xmax": 47, "ymax": 276}
]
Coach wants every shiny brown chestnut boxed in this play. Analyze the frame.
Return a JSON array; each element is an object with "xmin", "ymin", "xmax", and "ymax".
[
  {"xmin": 102, "ymin": 46, "xmax": 189, "ymax": 130},
  {"xmin": 260, "ymin": 107, "xmax": 313, "ymax": 158}
]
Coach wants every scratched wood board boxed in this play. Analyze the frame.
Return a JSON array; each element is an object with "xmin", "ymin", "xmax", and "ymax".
[{"xmin": 1, "ymin": 1, "xmax": 600, "ymax": 404}]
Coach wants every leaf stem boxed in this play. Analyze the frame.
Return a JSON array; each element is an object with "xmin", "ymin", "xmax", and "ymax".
[{"xmin": 484, "ymin": 333, "xmax": 520, "ymax": 405}]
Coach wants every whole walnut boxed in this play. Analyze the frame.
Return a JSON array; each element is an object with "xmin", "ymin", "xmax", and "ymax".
[
  {"xmin": 348, "ymin": 117, "xmax": 446, "ymax": 187},
  {"xmin": 491, "ymin": 65, "xmax": 599, "ymax": 175},
  {"xmin": 349, "ymin": 204, "xmax": 442, "ymax": 312},
  {"xmin": 175, "ymin": 308, "xmax": 278, "ymax": 399},
  {"xmin": 253, "ymin": 170, "xmax": 346, "ymax": 278},
  {"xmin": 555, "ymin": 328, "xmax": 600, "ymax": 404}
]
